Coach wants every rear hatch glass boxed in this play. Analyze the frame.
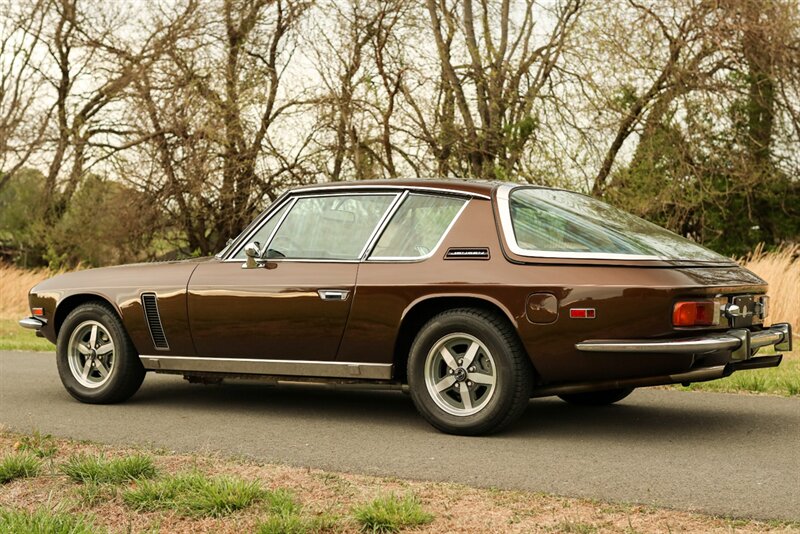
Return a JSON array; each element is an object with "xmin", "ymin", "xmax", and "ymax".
[{"xmin": 506, "ymin": 188, "xmax": 731, "ymax": 263}]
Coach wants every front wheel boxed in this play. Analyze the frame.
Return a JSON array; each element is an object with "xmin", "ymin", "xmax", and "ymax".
[
  {"xmin": 56, "ymin": 302, "xmax": 145, "ymax": 404},
  {"xmin": 407, "ymin": 308, "xmax": 533, "ymax": 435},
  {"xmin": 558, "ymin": 388, "xmax": 634, "ymax": 406}
]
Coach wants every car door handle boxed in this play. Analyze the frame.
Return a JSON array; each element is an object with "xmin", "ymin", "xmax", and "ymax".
[{"xmin": 317, "ymin": 289, "xmax": 350, "ymax": 301}]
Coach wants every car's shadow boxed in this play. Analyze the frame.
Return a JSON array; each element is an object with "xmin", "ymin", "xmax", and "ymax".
[{"xmin": 125, "ymin": 374, "xmax": 793, "ymax": 442}]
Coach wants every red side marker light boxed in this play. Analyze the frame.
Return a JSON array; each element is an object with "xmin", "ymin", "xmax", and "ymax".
[
  {"xmin": 32, "ymin": 308, "xmax": 44, "ymax": 317},
  {"xmin": 569, "ymin": 308, "xmax": 596, "ymax": 319}
]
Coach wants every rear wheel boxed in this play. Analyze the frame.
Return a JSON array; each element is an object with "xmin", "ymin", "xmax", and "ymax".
[
  {"xmin": 557, "ymin": 388, "xmax": 634, "ymax": 406},
  {"xmin": 56, "ymin": 302, "xmax": 145, "ymax": 404},
  {"xmin": 407, "ymin": 308, "xmax": 532, "ymax": 435}
]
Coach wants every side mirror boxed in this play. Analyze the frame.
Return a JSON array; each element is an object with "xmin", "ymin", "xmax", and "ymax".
[{"xmin": 243, "ymin": 242, "xmax": 263, "ymax": 269}]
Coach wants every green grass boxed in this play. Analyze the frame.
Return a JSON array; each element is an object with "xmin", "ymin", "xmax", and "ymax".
[
  {"xmin": 256, "ymin": 489, "xmax": 338, "ymax": 534},
  {"xmin": 122, "ymin": 471, "xmax": 267, "ymax": 517},
  {"xmin": 0, "ymin": 318, "xmax": 53, "ymax": 351},
  {"xmin": 0, "ymin": 453, "xmax": 41, "ymax": 483},
  {"xmin": 257, "ymin": 512, "xmax": 338, "ymax": 534},
  {"xmin": 61, "ymin": 453, "xmax": 157, "ymax": 484},
  {"xmin": 0, "ymin": 507, "xmax": 101, "ymax": 534},
  {"xmin": 352, "ymin": 494, "xmax": 433, "ymax": 533},
  {"xmin": 14, "ymin": 431, "xmax": 59, "ymax": 458},
  {"xmin": 72, "ymin": 481, "xmax": 120, "ymax": 507},
  {"xmin": 674, "ymin": 357, "xmax": 800, "ymax": 396}
]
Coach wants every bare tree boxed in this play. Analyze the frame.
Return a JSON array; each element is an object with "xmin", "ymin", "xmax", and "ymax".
[
  {"xmin": 128, "ymin": 0, "xmax": 310, "ymax": 255},
  {"xmin": 39, "ymin": 0, "xmax": 198, "ymax": 219},
  {"xmin": 588, "ymin": 1, "xmax": 734, "ymax": 195},
  {"xmin": 0, "ymin": 0, "xmax": 49, "ymax": 192},
  {"xmin": 305, "ymin": 0, "xmax": 411, "ymax": 181},
  {"xmin": 405, "ymin": 0, "xmax": 584, "ymax": 179}
]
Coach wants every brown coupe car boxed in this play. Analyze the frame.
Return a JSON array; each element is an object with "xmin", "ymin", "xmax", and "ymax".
[{"xmin": 20, "ymin": 179, "xmax": 792, "ymax": 435}]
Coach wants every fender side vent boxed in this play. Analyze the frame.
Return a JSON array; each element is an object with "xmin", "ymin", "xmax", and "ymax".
[
  {"xmin": 445, "ymin": 247, "xmax": 490, "ymax": 260},
  {"xmin": 141, "ymin": 293, "xmax": 169, "ymax": 350}
]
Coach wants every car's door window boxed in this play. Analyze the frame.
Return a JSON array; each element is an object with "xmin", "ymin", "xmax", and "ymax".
[
  {"xmin": 231, "ymin": 201, "xmax": 291, "ymax": 260},
  {"xmin": 267, "ymin": 194, "xmax": 396, "ymax": 260},
  {"xmin": 369, "ymin": 194, "xmax": 467, "ymax": 259}
]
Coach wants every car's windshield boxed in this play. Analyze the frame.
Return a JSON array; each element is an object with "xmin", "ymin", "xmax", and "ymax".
[{"xmin": 507, "ymin": 188, "xmax": 729, "ymax": 262}]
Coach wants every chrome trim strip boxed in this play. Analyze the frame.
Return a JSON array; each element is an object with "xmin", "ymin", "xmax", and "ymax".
[
  {"xmin": 260, "ymin": 196, "xmax": 298, "ymax": 256},
  {"xmin": 575, "ymin": 325, "xmax": 791, "ymax": 356},
  {"xmin": 577, "ymin": 335, "xmax": 742, "ymax": 354},
  {"xmin": 295, "ymin": 184, "xmax": 491, "ymax": 200},
  {"xmin": 19, "ymin": 317, "xmax": 45, "ymax": 330},
  {"xmin": 225, "ymin": 196, "xmax": 296, "ymax": 261},
  {"xmin": 234, "ymin": 258, "xmax": 360, "ymax": 264},
  {"xmin": 368, "ymin": 198, "xmax": 470, "ymax": 262},
  {"xmin": 359, "ymin": 191, "xmax": 408, "ymax": 259},
  {"xmin": 495, "ymin": 184, "xmax": 661, "ymax": 261},
  {"xmin": 139, "ymin": 355, "xmax": 393, "ymax": 380}
]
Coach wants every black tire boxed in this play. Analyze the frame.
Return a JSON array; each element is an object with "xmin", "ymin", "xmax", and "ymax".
[
  {"xmin": 56, "ymin": 301, "xmax": 145, "ymax": 404},
  {"xmin": 557, "ymin": 388, "xmax": 634, "ymax": 406},
  {"xmin": 407, "ymin": 308, "xmax": 533, "ymax": 436}
]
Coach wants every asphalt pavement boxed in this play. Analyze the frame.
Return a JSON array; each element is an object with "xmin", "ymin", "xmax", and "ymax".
[{"xmin": 1, "ymin": 350, "xmax": 798, "ymax": 521}]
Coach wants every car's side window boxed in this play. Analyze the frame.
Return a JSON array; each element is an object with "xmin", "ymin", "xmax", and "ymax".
[
  {"xmin": 266, "ymin": 194, "xmax": 396, "ymax": 260},
  {"xmin": 369, "ymin": 194, "xmax": 467, "ymax": 259},
  {"xmin": 231, "ymin": 202, "xmax": 290, "ymax": 260}
]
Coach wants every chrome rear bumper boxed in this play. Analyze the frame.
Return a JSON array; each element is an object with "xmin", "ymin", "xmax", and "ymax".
[
  {"xmin": 19, "ymin": 317, "xmax": 46, "ymax": 330},
  {"xmin": 576, "ymin": 322, "xmax": 792, "ymax": 360}
]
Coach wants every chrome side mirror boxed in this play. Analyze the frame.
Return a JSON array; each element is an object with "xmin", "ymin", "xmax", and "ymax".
[{"xmin": 243, "ymin": 242, "xmax": 263, "ymax": 269}]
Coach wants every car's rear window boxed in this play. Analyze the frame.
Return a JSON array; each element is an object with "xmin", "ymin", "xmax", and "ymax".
[{"xmin": 506, "ymin": 188, "xmax": 728, "ymax": 261}]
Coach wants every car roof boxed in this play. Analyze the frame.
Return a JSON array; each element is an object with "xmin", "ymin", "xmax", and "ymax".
[{"xmin": 292, "ymin": 178, "xmax": 500, "ymax": 199}]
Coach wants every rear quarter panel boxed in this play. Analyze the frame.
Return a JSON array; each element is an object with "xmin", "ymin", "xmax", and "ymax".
[{"xmin": 342, "ymin": 198, "xmax": 768, "ymax": 384}]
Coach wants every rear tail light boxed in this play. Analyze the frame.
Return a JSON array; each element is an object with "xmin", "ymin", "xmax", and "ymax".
[{"xmin": 672, "ymin": 298, "xmax": 725, "ymax": 327}]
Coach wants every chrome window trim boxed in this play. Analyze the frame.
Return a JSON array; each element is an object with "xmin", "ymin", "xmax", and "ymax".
[
  {"xmin": 356, "ymin": 191, "xmax": 407, "ymax": 259},
  {"xmin": 140, "ymin": 355, "xmax": 393, "ymax": 380},
  {"xmin": 367, "ymin": 196, "xmax": 470, "ymax": 262},
  {"xmin": 226, "ymin": 196, "xmax": 296, "ymax": 261},
  {"xmin": 232, "ymin": 258, "xmax": 361, "ymax": 264},
  {"xmin": 294, "ymin": 183, "xmax": 491, "ymax": 200},
  {"xmin": 495, "ymin": 184, "xmax": 662, "ymax": 261},
  {"xmin": 260, "ymin": 196, "xmax": 298, "ymax": 257}
]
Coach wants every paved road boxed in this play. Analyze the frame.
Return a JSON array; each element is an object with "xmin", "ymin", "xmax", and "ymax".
[{"xmin": 1, "ymin": 351, "xmax": 798, "ymax": 521}]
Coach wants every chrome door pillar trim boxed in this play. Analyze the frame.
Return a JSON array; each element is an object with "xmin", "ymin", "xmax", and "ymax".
[
  {"xmin": 358, "ymin": 191, "xmax": 408, "ymax": 260},
  {"xmin": 140, "ymin": 355, "xmax": 393, "ymax": 380}
]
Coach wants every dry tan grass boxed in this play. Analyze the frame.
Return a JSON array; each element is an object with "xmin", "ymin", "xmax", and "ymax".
[
  {"xmin": 741, "ymin": 245, "xmax": 800, "ymax": 333},
  {"xmin": 0, "ymin": 264, "xmax": 52, "ymax": 319}
]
